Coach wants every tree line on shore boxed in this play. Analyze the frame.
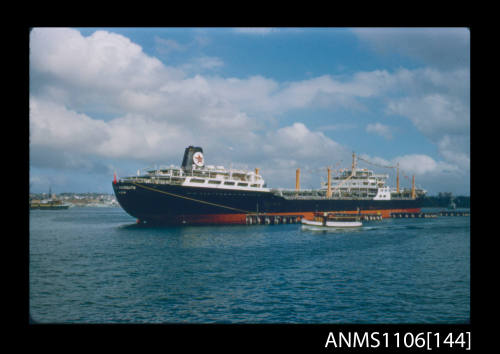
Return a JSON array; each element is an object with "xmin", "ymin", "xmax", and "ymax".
[{"xmin": 420, "ymin": 192, "xmax": 470, "ymax": 208}]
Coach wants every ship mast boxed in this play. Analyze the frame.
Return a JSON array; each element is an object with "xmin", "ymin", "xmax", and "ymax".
[
  {"xmin": 351, "ymin": 152, "xmax": 356, "ymax": 175},
  {"xmin": 327, "ymin": 167, "xmax": 332, "ymax": 198},
  {"xmin": 396, "ymin": 163, "xmax": 400, "ymax": 194}
]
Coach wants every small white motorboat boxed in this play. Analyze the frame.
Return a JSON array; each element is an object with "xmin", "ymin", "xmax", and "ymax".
[{"xmin": 301, "ymin": 212, "xmax": 362, "ymax": 229}]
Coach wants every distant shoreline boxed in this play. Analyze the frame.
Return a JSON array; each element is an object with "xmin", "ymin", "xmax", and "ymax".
[{"xmin": 29, "ymin": 192, "xmax": 119, "ymax": 208}]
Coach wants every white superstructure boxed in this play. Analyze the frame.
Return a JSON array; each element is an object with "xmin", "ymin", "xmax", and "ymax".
[
  {"xmin": 120, "ymin": 151, "xmax": 270, "ymax": 192},
  {"xmin": 321, "ymin": 167, "xmax": 391, "ymax": 199}
]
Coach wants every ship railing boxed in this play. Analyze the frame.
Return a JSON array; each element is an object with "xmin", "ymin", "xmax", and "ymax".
[
  {"xmin": 121, "ymin": 176, "xmax": 185, "ymax": 185},
  {"xmin": 148, "ymin": 168, "xmax": 258, "ymax": 182},
  {"xmin": 276, "ymin": 188, "xmax": 399, "ymax": 200},
  {"xmin": 283, "ymin": 195, "xmax": 381, "ymax": 200}
]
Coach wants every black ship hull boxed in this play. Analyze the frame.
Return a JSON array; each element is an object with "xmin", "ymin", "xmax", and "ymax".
[{"xmin": 113, "ymin": 181, "xmax": 422, "ymax": 225}]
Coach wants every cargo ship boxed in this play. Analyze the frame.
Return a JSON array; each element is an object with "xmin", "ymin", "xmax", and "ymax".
[{"xmin": 112, "ymin": 146, "xmax": 426, "ymax": 225}]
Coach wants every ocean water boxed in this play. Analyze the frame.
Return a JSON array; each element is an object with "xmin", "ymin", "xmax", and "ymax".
[{"xmin": 29, "ymin": 207, "xmax": 470, "ymax": 324}]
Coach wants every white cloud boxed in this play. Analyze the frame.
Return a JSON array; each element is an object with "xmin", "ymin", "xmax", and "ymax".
[
  {"xmin": 387, "ymin": 93, "xmax": 469, "ymax": 168},
  {"xmin": 366, "ymin": 122, "xmax": 393, "ymax": 140},
  {"xmin": 29, "ymin": 97, "xmax": 194, "ymax": 164},
  {"xmin": 437, "ymin": 135, "xmax": 470, "ymax": 170},
  {"xmin": 387, "ymin": 94, "xmax": 469, "ymax": 138},
  {"xmin": 208, "ymin": 75, "xmax": 279, "ymax": 114},
  {"xmin": 233, "ymin": 28, "xmax": 278, "ymax": 35},
  {"xmin": 267, "ymin": 122, "xmax": 345, "ymax": 159},
  {"xmin": 31, "ymin": 28, "xmax": 176, "ymax": 90},
  {"xmin": 154, "ymin": 37, "xmax": 187, "ymax": 54},
  {"xmin": 344, "ymin": 42, "xmax": 470, "ymax": 170},
  {"xmin": 30, "ymin": 27, "xmax": 184, "ymax": 115},
  {"xmin": 29, "ymin": 27, "xmax": 469, "ymax": 193},
  {"xmin": 351, "ymin": 27, "xmax": 470, "ymax": 69},
  {"xmin": 356, "ymin": 153, "xmax": 465, "ymax": 194},
  {"xmin": 358, "ymin": 152, "xmax": 460, "ymax": 177},
  {"xmin": 244, "ymin": 123, "xmax": 350, "ymax": 188},
  {"xmin": 319, "ymin": 123, "xmax": 357, "ymax": 131},
  {"xmin": 30, "ymin": 98, "xmax": 109, "ymax": 154},
  {"xmin": 29, "ymin": 95, "xmax": 348, "ymax": 188},
  {"xmin": 188, "ymin": 56, "xmax": 224, "ymax": 70},
  {"xmin": 395, "ymin": 154, "xmax": 458, "ymax": 176}
]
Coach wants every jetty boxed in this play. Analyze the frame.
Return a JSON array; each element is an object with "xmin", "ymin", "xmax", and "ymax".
[
  {"xmin": 245, "ymin": 212, "xmax": 383, "ymax": 225},
  {"xmin": 390, "ymin": 210, "xmax": 470, "ymax": 218},
  {"xmin": 245, "ymin": 210, "xmax": 469, "ymax": 225},
  {"xmin": 245, "ymin": 214, "xmax": 302, "ymax": 225}
]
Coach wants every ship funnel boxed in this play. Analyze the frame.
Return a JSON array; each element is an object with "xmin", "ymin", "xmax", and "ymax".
[
  {"xmin": 396, "ymin": 163, "xmax": 400, "ymax": 194},
  {"xmin": 181, "ymin": 146, "xmax": 204, "ymax": 171}
]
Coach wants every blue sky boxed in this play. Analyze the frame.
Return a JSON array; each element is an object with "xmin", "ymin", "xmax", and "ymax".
[{"xmin": 29, "ymin": 27, "xmax": 470, "ymax": 195}]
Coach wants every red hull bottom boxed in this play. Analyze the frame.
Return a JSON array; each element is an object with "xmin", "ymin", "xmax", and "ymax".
[{"xmin": 139, "ymin": 208, "xmax": 422, "ymax": 225}]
